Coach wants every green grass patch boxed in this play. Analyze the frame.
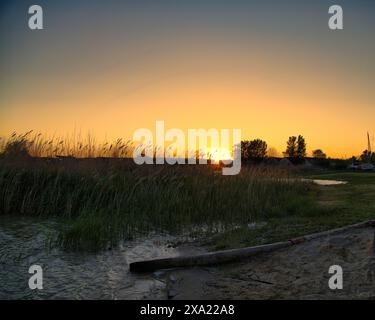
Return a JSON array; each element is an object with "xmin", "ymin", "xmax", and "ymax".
[{"xmin": 211, "ymin": 170, "xmax": 375, "ymax": 250}]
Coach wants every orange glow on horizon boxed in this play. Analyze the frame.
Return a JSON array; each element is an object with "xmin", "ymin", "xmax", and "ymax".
[{"xmin": 1, "ymin": 14, "xmax": 374, "ymax": 160}]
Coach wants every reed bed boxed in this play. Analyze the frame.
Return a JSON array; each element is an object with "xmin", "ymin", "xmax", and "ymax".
[
  {"xmin": 0, "ymin": 160, "xmax": 315, "ymax": 249},
  {"xmin": 0, "ymin": 131, "xmax": 134, "ymax": 158},
  {"xmin": 0, "ymin": 132, "xmax": 317, "ymax": 250}
]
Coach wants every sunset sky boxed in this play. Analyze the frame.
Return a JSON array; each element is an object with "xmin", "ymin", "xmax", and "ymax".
[{"xmin": 1, "ymin": 0, "xmax": 374, "ymax": 158}]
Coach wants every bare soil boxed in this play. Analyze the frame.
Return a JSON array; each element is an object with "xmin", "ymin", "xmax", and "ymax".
[{"xmin": 166, "ymin": 227, "xmax": 375, "ymax": 299}]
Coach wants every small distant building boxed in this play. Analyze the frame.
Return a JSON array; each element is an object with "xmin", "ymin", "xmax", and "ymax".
[
  {"xmin": 358, "ymin": 163, "xmax": 374, "ymax": 171},
  {"xmin": 348, "ymin": 157, "xmax": 374, "ymax": 171}
]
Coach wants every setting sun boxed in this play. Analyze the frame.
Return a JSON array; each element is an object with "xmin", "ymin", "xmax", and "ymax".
[{"xmin": 210, "ymin": 147, "xmax": 233, "ymax": 163}]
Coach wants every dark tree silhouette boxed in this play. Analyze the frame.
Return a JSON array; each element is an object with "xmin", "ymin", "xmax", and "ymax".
[
  {"xmin": 312, "ymin": 149, "xmax": 327, "ymax": 159},
  {"xmin": 297, "ymin": 135, "xmax": 307, "ymax": 158},
  {"xmin": 284, "ymin": 135, "xmax": 306, "ymax": 159},
  {"xmin": 241, "ymin": 139, "xmax": 267, "ymax": 159},
  {"xmin": 284, "ymin": 136, "xmax": 297, "ymax": 158}
]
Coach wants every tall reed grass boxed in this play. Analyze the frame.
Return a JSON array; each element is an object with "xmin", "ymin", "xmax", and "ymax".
[
  {"xmin": 0, "ymin": 153, "xmax": 315, "ymax": 250},
  {"xmin": 0, "ymin": 131, "xmax": 217, "ymax": 161},
  {"xmin": 0, "ymin": 131, "xmax": 134, "ymax": 158}
]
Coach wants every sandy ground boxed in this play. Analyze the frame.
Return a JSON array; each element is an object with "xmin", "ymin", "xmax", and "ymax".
[{"xmin": 166, "ymin": 227, "xmax": 375, "ymax": 299}]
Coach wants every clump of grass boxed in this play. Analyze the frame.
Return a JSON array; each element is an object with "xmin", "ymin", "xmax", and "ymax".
[
  {"xmin": 0, "ymin": 131, "xmax": 33, "ymax": 159},
  {"xmin": 0, "ymin": 155, "xmax": 315, "ymax": 250},
  {"xmin": 0, "ymin": 131, "xmax": 134, "ymax": 158}
]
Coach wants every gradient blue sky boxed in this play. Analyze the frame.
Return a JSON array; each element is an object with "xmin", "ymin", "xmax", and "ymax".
[{"xmin": 1, "ymin": 0, "xmax": 374, "ymax": 157}]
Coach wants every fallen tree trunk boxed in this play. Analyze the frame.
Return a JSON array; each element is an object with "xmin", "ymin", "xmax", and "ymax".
[
  {"xmin": 130, "ymin": 241, "xmax": 291, "ymax": 272},
  {"xmin": 289, "ymin": 220, "xmax": 375, "ymax": 243},
  {"xmin": 129, "ymin": 220, "xmax": 375, "ymax": 273}
]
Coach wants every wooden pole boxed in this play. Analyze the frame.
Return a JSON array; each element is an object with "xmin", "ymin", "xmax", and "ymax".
[{"xmin": 130, "ymin": 220, "xmax": 375, "ymax": 273}]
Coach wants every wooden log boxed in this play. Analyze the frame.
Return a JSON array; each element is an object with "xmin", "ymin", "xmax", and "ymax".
[
  {"xmin": 130, "ymin": 241, "xmax": 292, "ymax": 272},
  {"xmin": 129, "ymin": 220, "xmax": 375, "ymax": 273},
  {"xmin": 291, "ymin": 220, "xmax": 375, "ymax": 243}
]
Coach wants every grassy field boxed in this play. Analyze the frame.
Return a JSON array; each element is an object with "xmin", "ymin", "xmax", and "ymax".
[
  {"xmin": 211, "ymin": 170, "xmax": 375, "ymax": 250},
  {"xmin": 0, "ymin": 156, "xmax": 322, "ymax": 250},
  {"xmin": 1, "ymin": 137, "xmax": 374, "ymax": 252}
]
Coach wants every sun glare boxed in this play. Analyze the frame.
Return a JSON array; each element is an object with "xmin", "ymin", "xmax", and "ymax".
[{"xmin": 210, "ymin": 147, "xmax": 232, "ymax": 163}]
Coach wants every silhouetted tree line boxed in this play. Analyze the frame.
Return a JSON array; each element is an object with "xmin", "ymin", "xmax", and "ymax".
[
  {"xmin": 9, "ymin": 132, "xmax": 374, "ymax": 165},
  {"xmin": 241, "ymin": 135, "xmax": 309, "ymax": 161}
]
